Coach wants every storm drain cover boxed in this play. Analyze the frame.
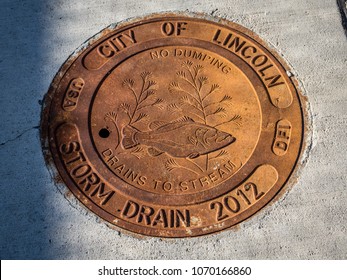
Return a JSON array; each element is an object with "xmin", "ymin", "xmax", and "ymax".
[{"xmin": 41, "ymin": 14, "xmax": 305, "ymax": 237}]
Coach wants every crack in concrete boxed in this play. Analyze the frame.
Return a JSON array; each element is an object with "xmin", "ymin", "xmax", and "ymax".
[
  {"xmin": 337, "ymin": 0, "xmax": 347, "ymax": 37},
  {"xmin": 210, "ymin": 8, "xmax": 219, "ymax": 16},
  {"xmin": 0, "ymin": 125, "xmax": 40, "ymax": 147}
]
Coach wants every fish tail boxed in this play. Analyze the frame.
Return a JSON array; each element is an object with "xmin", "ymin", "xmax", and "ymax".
[{"xmin": 122, "ymin": 126, "xmax": 139, "ymax": 149}]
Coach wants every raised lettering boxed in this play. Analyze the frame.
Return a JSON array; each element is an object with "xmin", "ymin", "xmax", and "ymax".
[
  {"xmin": 161, "ymin": 22, "xmax": 187, "ymax": 36},
  {"xmin": 210, "ymin": 201, "xmax": 229, "ymax": 221},
  {"xmin": 121, "ymin": 201, "xmax": 191, "ymax": 228},
  {"xmin": 83, "ymin": 29, "xmax": 137, "ymax": 70},
  {"xmin": 211, "ymin": 28, "xmax": 292, "ymax": 108},
  {"xmin": 209, "ymin": 165, "xmax": 278, "ymax": 221},
  {"xmin": 272, "ymin": 119, "xmax": 292, "ymax": 156},
  {"xmin": 62, "ymin": 78, "xmax": 84, "ymax": 111},
  {"xmin": 90, "ymin": 183, "xmax": 115, "ymax": 205},
  {"xmin": 56, "ymin": 124, "xmax": 115, "ymax": 206},
  {"xmin": 265, "ymin": 74, "xmax": 285, "ymax": 88}
]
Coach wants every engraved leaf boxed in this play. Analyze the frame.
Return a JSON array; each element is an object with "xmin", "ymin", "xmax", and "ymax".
[
  {"xmin": 180, "ymin": 95, "xmax": 194, "ymax": 105},
  {"xmin": 152, "ymin": 98, "xmax": 165, "ymax": 110},
  {"xmin": 202, "ymin": 83, "xmax": 221, "ymax": 101},
  {"xmin": 207, "ymin": 107, "xmax": 227, "ymax": 117},
  {"xmin": 214, "ymin": 107, "xmax": 226, "ymax": 114},
  {"xmin": 198, "ymin": 76, "xmax": 208, "ymax": 86},
  {"xmin": 193, "ymin": 64, "xmax": 204, "ymax": 75},
  {"xmin": 104, "ymin": 111, "xmax": 117, "ymax": 123},
  {"xmin": 220, "ymin": 95, "xmax": 232, "ymax": 103},
  {"xmin": 140, "ymin": 89, "xmax": 156, "ymax": 104},
  {"xmin": 210, "ymin": 84, "xmax": 221, "ymax": 93},
  {"xmin": 176, "ymin": 71, "xmax": 186, "ymax": 79},
  {"xmin": 144, "ymin": 89, "xmax": 155, "ymax": 99},
  {"xmin": 152, "ymin": 98, "xmax": 163, "ymax": 106},
  {"xmin": 119, "ymin": 103, "xmax": 131, "ymax": 113},
  {"xmin": 122, "ymin": 79, "xmax": 134, "ymax": 89},
  {"xmin": 215, "ymin": 107, "xmax": 227, "ymax": 117},
  {"xmin": 168, "ymin": 82, "xmax": 183, "ymax": 94},
  {"xmin": 133, "ymin": 113, "xmax": 148, "ymax": 123},
  {"xmin": 165, "ymin": 159, "xmax": 181, "ymax": 172},
  {"xmin": 140, "ymin": 71, "xmax": 152, "ymax": 81},
  {"xmin": 130, "ymin": 146, "xmax": 146, "ymax": 159},
  {"xmin": 229, "ymin": 114, "xmax": 242, "ymax": 121},
  {"xmin": 167, "ymin": 103, "xmax": 181, "ymax": 112},
  {"xmin": 182, "ymin": 60, "xmax": 193, "ymax": 69},
  {"xmin": 147, "ymin": 80, "xmax": 157, "ymax": 88},
  {"xmin": 215, "ymin": 114, "xmax": 243, "ymax": 128},
  {"xmin": 228, "ymin": 114, "xmax": 242, "ymax": 126}
]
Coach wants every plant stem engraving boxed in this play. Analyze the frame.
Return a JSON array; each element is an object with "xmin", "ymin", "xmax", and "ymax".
[
  {"xmin": 122, "ymin": 72, "xmax": 160, "ymax": 125},
  {"xmin": 167, "ymin": 60, "xmax": 241, "ymax": 172},
  {"xmin": 104, "ymin": 72, "xmax": 162, "ymax": 154}
]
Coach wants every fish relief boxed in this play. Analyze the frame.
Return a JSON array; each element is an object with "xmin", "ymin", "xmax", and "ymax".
[
  {"xmin": 103, "ymin": 61, "xmax": 243, "ymax": 174},
  {"xmin": 122, "ymin": 117, "xmax": 236, "ymax": 159}
]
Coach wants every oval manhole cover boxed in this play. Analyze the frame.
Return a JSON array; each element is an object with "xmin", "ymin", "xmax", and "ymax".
[{"xmin": 41, "ymin": 14, "xmax": 305, "ymax": 237}]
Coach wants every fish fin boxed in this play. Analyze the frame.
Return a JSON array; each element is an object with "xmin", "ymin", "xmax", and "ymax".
[
  {"xmin": 122, "ymin": 126, "xmax": 139, "ymax": 149},
  {"xmin": 188, "ymin": 152, "xmax": 200, "ymax": 159},
  {"xmin": 149, "ymin": 121, "xmax": 168, "ymax": 130},
  {"xmin": 148, "ymin": 147, "xmax": 163, "ymax": 157},
  {"xmin": 172, "ymin": 116, "xmax": 195, "ymax": 123},
  {"xmin": 152, "ymin": 116, "xmax": 195, "ymax": 132}
]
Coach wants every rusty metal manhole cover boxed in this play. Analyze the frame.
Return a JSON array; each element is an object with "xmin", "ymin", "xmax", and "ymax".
[{"xmin": 41, "ymin": 14, "xmax": 305, "ymax": 237}]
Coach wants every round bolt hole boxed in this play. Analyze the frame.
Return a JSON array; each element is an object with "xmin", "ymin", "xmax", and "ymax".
[{"xmin": 99, "ymin": 128, "xmax": 110, "ymax": 138}]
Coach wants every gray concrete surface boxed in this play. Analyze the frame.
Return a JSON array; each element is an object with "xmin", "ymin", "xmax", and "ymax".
[{"xmin": 0, "ymin": 0, "xmax": 346, "ymax": 259}]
